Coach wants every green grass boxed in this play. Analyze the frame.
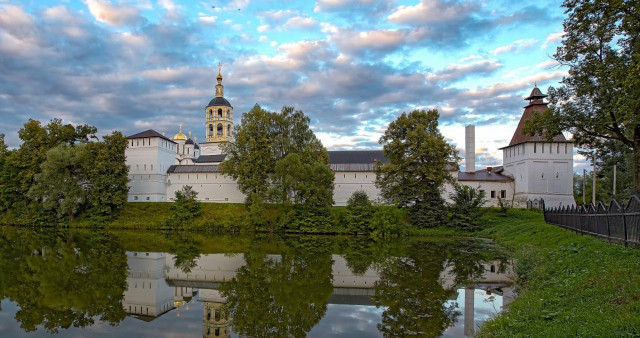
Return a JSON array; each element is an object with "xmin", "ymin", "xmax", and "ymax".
[{"xmin": 475, "ymin": 208, "xmax": 640, "ymax": 337}]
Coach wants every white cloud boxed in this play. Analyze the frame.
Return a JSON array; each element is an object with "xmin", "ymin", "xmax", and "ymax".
[
  {"xmin": 388, "ymin": 0, "xmax": 478, "ymax": 25},
  {"xmin": 257, "ymin": 24, "xmax": 270, "ymax": 32},
  {"xmin": 85, "ymin": 0, "xmax": 144, "ymax": 27},
  {"xmin": 314, "ymin": 0, "xmax": 378, "ymax": 12},
  {"xmin": 542, "ymin": 31, "xmax": 564, "ymax": 49},
  {"xmin": 198, "ymin": 15, "xmax": 217, "ymax": 25},
  {"xmin": 490, "ymin": 39, "xmax": 538, "ymax": 56},
  {"xmin": 284, "ymin": 16, "xmax": 318, "ymax": 30},
  {"xmin": 427, "ymin": 59, "xmax": 502, "ymax": 83}
]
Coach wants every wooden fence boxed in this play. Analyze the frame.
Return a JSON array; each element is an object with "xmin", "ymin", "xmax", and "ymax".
[{"xmin": 543, "ymin": 194, "xmax": 640, "ymax": 246}]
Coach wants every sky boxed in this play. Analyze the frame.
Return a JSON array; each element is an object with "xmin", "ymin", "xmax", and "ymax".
[{"xmin": 0, "ymin": 0, "xmax": 588, "ymax": 171}]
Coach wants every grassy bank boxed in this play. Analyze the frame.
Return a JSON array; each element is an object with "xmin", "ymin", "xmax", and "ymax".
[{"xmin": 475, "ymin": 209, "xmax": 640, "ymax": 337}]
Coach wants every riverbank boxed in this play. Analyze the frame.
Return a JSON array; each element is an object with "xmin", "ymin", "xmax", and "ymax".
[{"xmin": 474, "ymin": 209, "xmax": 640, "ymax": 337}]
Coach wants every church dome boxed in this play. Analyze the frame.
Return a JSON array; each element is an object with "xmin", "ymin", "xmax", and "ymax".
[
  {"xmin": 207, "ymin": 97, "xmax": 232, "ymax": 108},
  {"xmin": 173, "ymin": 124, "xmax": 188, "ymax": 140}
]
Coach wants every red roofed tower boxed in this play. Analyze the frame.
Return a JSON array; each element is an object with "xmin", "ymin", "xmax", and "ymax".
[{"xmin": 500, "ymin": 85, "xmax": 575, "ymax": 208}]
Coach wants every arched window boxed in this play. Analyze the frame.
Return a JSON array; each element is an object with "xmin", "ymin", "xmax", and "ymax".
[
  {"xmin": 209, "ymin": 124, "xmax": 213, "ymax": 136},
  {"xmin": 217, "ymin": 123, "xmax": 223, "ymax": 136},
  {"xmin": 226, "ymin": 109, "xmax": 230, "ymax": 119},
  {"xmin": 227, "ymin": 124, "xmax": 231, "ymax": 137},
  {"xmin": 209, "ymin": 110, "xmax": 213, "ymax": 119},
  {"xmin": 218, "ymin": 108, "xmax": 222, "ymax": 118}
]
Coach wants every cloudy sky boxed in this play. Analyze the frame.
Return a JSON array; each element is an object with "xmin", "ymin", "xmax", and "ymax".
[{"xmin": 0, "ymin": 0, "xmax": 585, "ymax": 171}]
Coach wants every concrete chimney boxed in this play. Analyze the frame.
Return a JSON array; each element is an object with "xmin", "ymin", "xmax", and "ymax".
[{"xmin": 465, "ymin": 125, "xmax": 475, "ymax": 173}]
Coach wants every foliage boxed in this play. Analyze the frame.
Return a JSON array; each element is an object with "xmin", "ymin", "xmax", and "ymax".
[
  {"xmin": 164, "ymin": 185, "xmax": 202, "ymax": 227},
  {"xmin": 448, "ymin": 184, "xmax": 487, "ymax": 230},
  {"xmin": 221, "ymin": 105, "xmax": 330, "ymax": 200},
  {"xmin": 0, "ymin": 120, "xmax": 128, "ymax": 224},
  {"xmin": 28, "ymin": 144, "xmax": 90, "ymax": 222},
  {"xmin": 375, "ymin": 109, "xmax": 458, "ymax": 228},
  {"xmin": 268, "ymin": 153, "xmax": 334, "ymax": 208},
  {"xmin": 345, "ymin": 190, "xmax": 374, "ymax": 234},
  {"xmin": 82, "ymin": 131, "xmax": 129, "ymax": 219},
  {"xmin": 370, "ymin": 206, "xmax": 406, "ymax": 238},
  {"xmin": 523, "ymin": 0, "xmax": 640, "ymax": 190}
]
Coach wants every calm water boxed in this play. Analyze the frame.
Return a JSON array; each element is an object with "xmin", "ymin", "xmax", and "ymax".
[{"xmin": 0, "ymin": 227, "xmax": 513, "ymax": 337}]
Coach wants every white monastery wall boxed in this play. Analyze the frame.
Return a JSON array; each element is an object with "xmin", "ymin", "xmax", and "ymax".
[
  {"xmin": 333, "ymin": 171, "xmax": 381, "ymax": 206},
  {"xmin": 166, "ymin": 172, "xmax": 245, "ymax": 203}
]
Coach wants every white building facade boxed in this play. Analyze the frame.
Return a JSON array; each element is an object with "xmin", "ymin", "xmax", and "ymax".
[{"xmin": 124, "ymin": 76, "xmax": 573, "ymax": 208}]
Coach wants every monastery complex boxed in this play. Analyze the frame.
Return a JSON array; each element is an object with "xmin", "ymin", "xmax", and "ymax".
[{"xmin": 125, "ymin": 71, "xmax": 575, "ymax": 208}]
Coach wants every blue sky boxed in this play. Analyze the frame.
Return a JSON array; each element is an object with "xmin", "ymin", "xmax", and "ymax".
[{"xmin": 0, "ymin": 0, "xmax": 586, "ymax": 170}]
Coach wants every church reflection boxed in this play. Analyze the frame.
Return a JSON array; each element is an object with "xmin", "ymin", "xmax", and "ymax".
[{"xmin": 122, "ymin": 251, "xmax": 513, "ymax": 337}]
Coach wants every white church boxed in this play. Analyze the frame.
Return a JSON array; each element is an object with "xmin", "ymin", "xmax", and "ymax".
[{"xmin": 125, "ymin": 71, "xmax": 575, "ymax": 208}]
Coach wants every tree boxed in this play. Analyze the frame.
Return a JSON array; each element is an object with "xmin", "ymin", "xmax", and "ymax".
[
  {"xmin": 375, "ymin": 109, "xmax": 458, "ymax": 227},
  {"xmin": 345, "ymin": 190, "xmax": 374, "ymax": 234},
  {"xmin": 165, "ymin": 185, "xmax": 202, "ymax": 227},
  {"xmin": 448, "ymin": 184, "xmax": 486, "ymax": 230},
  {"xmin": 524, "ymin": 0, "xmax": 640, "ymax": 190},
  {"xmin": 221, "ymin": 104, "xmax": 333, "ymax": 210},
  {"xmin": 28, "ymin": 144, "xmax": 90, "ymax": 221},
  {"xmin": 83, "ymin": 131, "xmax": 129, "ymax": 219},
  {"xmin": 0, "ymin": 119, "xmax": 96, "ymax": 217}
]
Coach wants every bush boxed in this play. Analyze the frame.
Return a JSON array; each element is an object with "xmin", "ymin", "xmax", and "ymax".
[
  {"xmin": 370, "ymin": 206, "xmax": 406, "ymax": 238},
  {"xmin": 345, "ymin": 190, "xmax": 374, "ymax": 234},
  {"xmin": 448, "ymin": 184, "xmax": 486, "ymax": 230},
  {"xmin": 164, "ymin": 186, "xmax": 201, "ymax": 227}
]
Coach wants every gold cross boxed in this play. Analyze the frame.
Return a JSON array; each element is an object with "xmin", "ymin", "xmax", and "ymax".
[{"xmin": 218, "ymin": 62, "xmax": 222, "ymax": 74}]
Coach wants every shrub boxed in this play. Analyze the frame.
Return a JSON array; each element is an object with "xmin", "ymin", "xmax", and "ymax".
[
  {"xmin": 370, "ymin": 206, "xmax": 406, "ymax": 238},
  {"xmin": 164, "ymin": 186, "xmax": 201, "ymax": 227},
  {"xmin": 448, "ymin": 184, "xmax": 486, "ymax": 230},
  {"xmin": 345, "ymin": 190, "xmax": 374, "ymax": 234}
]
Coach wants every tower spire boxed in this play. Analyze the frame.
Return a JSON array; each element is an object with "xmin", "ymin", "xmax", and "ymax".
[{"xmin": 215, "ymin": 62, "xmax": 224, "ymax": 97}]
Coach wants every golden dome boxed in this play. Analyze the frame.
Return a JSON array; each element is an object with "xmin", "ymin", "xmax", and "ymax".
[{"xmin": 173, "ymin": 123, "xmax": 187, "ymax": 141}]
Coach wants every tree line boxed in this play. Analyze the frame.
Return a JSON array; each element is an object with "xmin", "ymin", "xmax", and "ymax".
[{"xmin": 0, "ymin": 119, "xmax": 129, "ymax": 224}]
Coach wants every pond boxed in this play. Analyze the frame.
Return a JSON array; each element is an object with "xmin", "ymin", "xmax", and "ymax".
[{"xmin": 0, "ymin": 227, "xmax": 514, "ymax": 337}]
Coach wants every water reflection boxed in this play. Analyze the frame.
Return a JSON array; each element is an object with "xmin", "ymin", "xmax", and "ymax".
[{"xmin": 0, "ymin": 228, "xmax": 513, "ymax": 337}]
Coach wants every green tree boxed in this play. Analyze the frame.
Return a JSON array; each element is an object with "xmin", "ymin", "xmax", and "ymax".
[
  {"xmin": 165, "ymin": 185, "xmax": 202, "ymax": 227},
  {"xmin": 28, "ymin": 144, "xmax": 90, "ymax": 221},
  {"xmin": 83, "ymin": 131, "xmax": 129, "ymax": 219},
  {"xmin": 375, "ymin": 109, "xmax": 458, "ymax": 227},
  {"xmin": 448, "ymin": 184, "xmax": 487, "ymax": 230},
  {"xmin": 524, "ymin": 0, "xmax": 640, "ymax": 190},
  {"xmin": 344, "ymin": 190, "xmax": 374, "ymax": 234},
  {"xmin": 221, "ymin": 105, "xmax": 331, "ymax": 203},
  {"xmin": 0, "ymin": 119, "xmax": 97, "ymax": 219}
]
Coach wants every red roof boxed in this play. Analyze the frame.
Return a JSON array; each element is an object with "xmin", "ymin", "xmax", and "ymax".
[{"xmin": 504, "ymin": 88, "xmax": 567, "ymax": 148}]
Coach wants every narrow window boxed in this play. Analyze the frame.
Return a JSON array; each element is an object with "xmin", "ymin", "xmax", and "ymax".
[
  {"xmin": 542, "ymin": 143, "xmax": 544, "ymax": 153},
  {"xmin": 218, "ymin": 108, "xmax": 222, "ymax": 118},
  {"xmin": 491, "ymin": 190, "xmax": 496, "ymax": 198},
  {"xmin": 217, "ymin": 123, "xmax": 223, "ymax": 136},
  {"xmin": 500, "ymin": 190, "xmax": 506, "ymax": 198},
  {"xmin": 137, "ymin": 139, "xmax": 139, "ymax": 146},
  {"xmin": 534, "ymin": 143, "xmax": 537, "ymax": 153},
  {"xmin": 557, "ymin": 144, "xmax": 560, "ymax": 153},
  {"xmin": 565, "ymin": 144, "xmax": 567, "ymax": 154},
  {"xmin": 522, "ymin": 144, "xmax": 525, "ymax": 154}
]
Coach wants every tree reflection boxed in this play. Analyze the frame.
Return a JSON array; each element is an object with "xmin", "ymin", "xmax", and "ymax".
[
  {"xmin": 373, "ymin": 240, "xmax": 509, "ymax": 337},
  {"xmin": 0, "ymin": 227, "xmax": 127, "ymax": 333},
  {"xmin": 219, "ymin": 236, "xmax": 333, "ymax": 337},
  {"xmin": 165, "ymin": 232, "xmax": 202, "ymax": 274}
]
